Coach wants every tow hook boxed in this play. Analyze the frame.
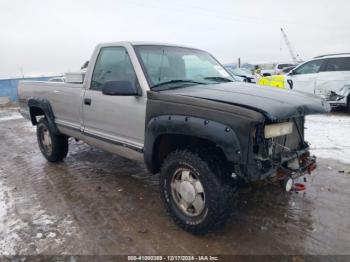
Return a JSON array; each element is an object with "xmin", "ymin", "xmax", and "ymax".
[
  {"xmin": 282, "ymin": 177, "xmax": 294, "ymax": 192},
  {"xmin": 277, "ymin": 153, "xmax": 316, "ymax": 192},
  {"xmin": 293, "ymin": 183, "xmax": 306, "ymax": 191},
  {"xmin": 281, "ymin": 177, "xmax": 307, "ymax": 192},
  {"xmin": 277, "ymin": 167, "xmax": 308, "ymax": 192}
]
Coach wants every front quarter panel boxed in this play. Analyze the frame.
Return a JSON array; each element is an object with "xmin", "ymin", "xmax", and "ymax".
[
  {"xmin": 144, "ymin": 115, "xmax": 242, "ymax": 172},
  {"xmin": 144, "ymin": 91, "xmax": 265, "ymax": 173}
]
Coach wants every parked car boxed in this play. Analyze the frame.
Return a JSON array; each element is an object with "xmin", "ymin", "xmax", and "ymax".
[
  {"xmin": 275, "ymin": 63, "xmax": 295, "ymax": 75},
  {"xmin": 287, "ymin": 53, "xmax": 350, "ymax": 110},
  {"xmin": 225, "ymin": 67, "xmax": 256, "ymax": 83},
  {"xmin": 18, "ymin": 42, "xmax": 328, "ymax": 234},
  {"xmin": 257, "ymin": 63, "xmax": 275, "ymax": 76},
  {"xmin": 230, "ymin": 74, "xmax": 246, "ymax": 82}
]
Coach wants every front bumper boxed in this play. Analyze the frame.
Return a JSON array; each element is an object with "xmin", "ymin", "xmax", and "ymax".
[
  {"xmin": 328, "ymin": 100, "xmax": 347, "ymax": 107},
  {"xmin": 321, "ymin": 89, "xmax": 350, "ymax": 108},
  {"xmin": 276, "ymin": 151, "xmax": 317, "ymax": 181},
  {"xmin": 251, "ymin": 148, "xmax": 317, "ymax": 182}
]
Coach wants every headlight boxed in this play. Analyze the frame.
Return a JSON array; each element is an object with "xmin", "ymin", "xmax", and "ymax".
[{"xmin": 264, "ymin": 122, "xmax": 293, "ymax": 139}]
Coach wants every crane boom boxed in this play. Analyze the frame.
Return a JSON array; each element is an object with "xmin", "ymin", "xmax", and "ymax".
[{"xmin": 280, "ymin": 28, "xmax": 302, "ymax": 64}]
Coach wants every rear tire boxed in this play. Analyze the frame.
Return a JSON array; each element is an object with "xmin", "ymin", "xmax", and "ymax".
[
  {"xmin": 37, "ymin": 118, "xmax": 68, "ymax": 162},
  {"xmin": 159, "ymin": 149, "xmax": 235, "ymax": 235}
]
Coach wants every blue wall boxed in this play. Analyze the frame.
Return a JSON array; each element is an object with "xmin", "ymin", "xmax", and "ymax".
[{"xmin": 0, "ymin": 77, "xmax": 53, "ymax": 101}]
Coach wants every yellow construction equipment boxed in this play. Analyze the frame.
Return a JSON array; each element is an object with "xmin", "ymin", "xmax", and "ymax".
[{"xmin": 257, "ymin": 75, "xmax": 286, "ymax": 89}]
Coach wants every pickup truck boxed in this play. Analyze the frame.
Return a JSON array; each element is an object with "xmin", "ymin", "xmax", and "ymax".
[{"xmin": 18, "ymin": 42, "xmax": 329, "ymax": 234}]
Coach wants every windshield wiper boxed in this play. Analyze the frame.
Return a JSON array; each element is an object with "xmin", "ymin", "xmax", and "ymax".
[
  {"xmin": 204, "ymin": 76, "xmax": 233, "ymax": 83},
  {"xmin": 152, "ymin": 79, "xmax": 206, "ymax": 90}
]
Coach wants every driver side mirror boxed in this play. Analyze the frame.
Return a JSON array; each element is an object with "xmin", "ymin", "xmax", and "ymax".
[{"xmin": 102, "ymin": 81, "xmax": 140, "ymax": 96}]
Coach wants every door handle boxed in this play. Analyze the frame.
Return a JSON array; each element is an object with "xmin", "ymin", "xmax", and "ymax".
[{"xmin": 84, "ymin": 98, "xmax": 92, "ymax": 106}]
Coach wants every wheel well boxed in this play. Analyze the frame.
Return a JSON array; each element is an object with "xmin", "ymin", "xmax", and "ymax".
[
  {"xmin": 29, "ymin": 106, "xmax": 46, "ymax": 125},
  {"xmin": 152, "ymin": 134, "xmax": 228, "ymax": 173}
]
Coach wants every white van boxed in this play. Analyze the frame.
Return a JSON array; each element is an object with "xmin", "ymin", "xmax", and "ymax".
[{"xmin": 287, "ymin": 53, "xmax": 350, "ymax": 110}]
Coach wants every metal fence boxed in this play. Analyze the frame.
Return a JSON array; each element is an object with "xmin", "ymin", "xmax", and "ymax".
[{"xmin": 0, "ymin": 77, "xmax": 53, "ymax": 102}]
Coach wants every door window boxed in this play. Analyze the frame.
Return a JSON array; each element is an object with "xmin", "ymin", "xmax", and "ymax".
[
  {"xmin": 325, "ymin": 57, "xmax": 350, "ymax": 72},
  {"xmin": 293, "ymin": 60, "xmax": 324, "ymax": 75},
  {"xmin": 91, "ymin": 47, "xmax": 137, "ymax": 91}
]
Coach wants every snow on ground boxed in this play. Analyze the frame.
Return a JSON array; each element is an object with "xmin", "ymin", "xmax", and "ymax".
[
  {"xmin": 0, "ymin": 179, "xmax": 7, "ymax": 227},
  {"xmin": 0, "ymin": 169, "xmax": 17, "ymax": 255},
  {"xmin": 0, "ymin": 166, "xmax": 78, "ymax": 255},
  {"xmin": 0, "ymin": 114, "xmax": 23, "ymax": 122},
  {"xmin": 0, "ymin": 110, "xmax": 23, "ymax": 122},
  {"xmin": 305, "ymin": 113, "xmax": 350, "ymax": 164}
]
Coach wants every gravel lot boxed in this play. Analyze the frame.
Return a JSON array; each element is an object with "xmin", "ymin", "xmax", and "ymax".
[{"xmin": 0, "ymin": 108, "xmax": 350, "ymax": 256}]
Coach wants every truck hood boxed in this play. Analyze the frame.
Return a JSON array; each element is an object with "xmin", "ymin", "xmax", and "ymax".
[{"xmin": 160, "ymin": 82, "xmax": 330, "ymax": 121}]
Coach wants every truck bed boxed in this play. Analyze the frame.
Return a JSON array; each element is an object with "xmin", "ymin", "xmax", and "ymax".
[{"xmin": 18, "ymin": 81, "xmax": 83, "ymax": 130}]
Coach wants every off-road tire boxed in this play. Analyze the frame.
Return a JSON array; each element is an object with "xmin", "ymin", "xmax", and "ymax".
[
  {"xmin": 37, "ymin": 118, "xmax": 68, "ymax": 162},
  {"xmin": 159, "ymin": 149, "xmax": 236, "ymax": 235}
]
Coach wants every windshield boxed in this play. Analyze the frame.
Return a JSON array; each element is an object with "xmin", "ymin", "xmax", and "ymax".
[{"xmin": 134, "ymin": 45, "xmax": 233, "ymax": 90}]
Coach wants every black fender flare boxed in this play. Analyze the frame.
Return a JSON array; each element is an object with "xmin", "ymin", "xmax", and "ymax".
[
  {"xmin": 144, "ymin": 115, "xmax": 242, "ymax": 173},
  {"xmin": 27, "ymin": 97, "xmax": 60, "ymax": 135}
]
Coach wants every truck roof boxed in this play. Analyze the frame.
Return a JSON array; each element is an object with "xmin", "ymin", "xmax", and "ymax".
[{"xmin": 96, "ymin": 41, "xmax": 200, "ymax": 50}]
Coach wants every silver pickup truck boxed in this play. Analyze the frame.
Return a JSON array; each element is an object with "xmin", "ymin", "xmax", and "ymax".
[{"xmin": 18, "ymin": 42, "xmax": 329, "ymax": 234}]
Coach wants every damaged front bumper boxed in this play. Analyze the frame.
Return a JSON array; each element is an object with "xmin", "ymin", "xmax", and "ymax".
[
  {"xmin": 327, "ymin": 92, "xmax": 347, "ymax": 107},
  {"xmin": 248, "ymin": 116, "xmax": 319, "ymax": 186},
  {"xmin": 249, "ymin": 147, "xmax": 317, "ymax": 184},
  {"xmin": 320, "ymin": 86, "xmax": 350, "ymax": 108},
  {"xmin": 276, "ymin": 150, "xmax": 317, "ymax": 181},
  {"xmin": 256, "ymin": 149, "xmax": 317, "ymax": 192}
]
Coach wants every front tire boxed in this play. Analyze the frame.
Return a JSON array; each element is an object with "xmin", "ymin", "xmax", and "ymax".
[
  {"xmin": 160, "ymin": 149, "xmax": 235, "ymax": 235},
  {"xmin": 37, "ymin": 118, "xmax": 68, "ymax": 162}
]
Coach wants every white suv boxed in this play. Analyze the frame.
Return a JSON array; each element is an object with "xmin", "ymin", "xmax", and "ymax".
[{"xmin": 287, "ymin": 53, "xmax": 350, "ymax": 110}]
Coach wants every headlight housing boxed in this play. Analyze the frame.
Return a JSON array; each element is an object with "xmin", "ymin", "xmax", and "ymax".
[
  {"xmin": 327, "ymin": 91, "xmax": 344, "ymax": 101},
  {"xmin": 264, "ymin": 122, "xmax": 293, "ymax": 139}
]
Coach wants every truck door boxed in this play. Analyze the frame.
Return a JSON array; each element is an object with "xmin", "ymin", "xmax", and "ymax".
[
  {"xmin": 82, "ymin": 46, "xmax": 146, "ymax": 150},
  {"xmin": 289, "ymin": 59, "xmax": 324, "ymax": 94}
]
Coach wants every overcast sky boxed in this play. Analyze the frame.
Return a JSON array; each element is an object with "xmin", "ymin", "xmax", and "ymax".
[{"xmin": 1, "ymin": 0, "xmax": 349, "ymax": 78}]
